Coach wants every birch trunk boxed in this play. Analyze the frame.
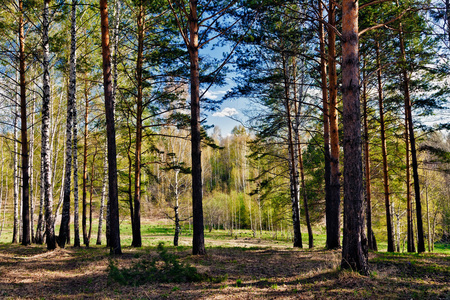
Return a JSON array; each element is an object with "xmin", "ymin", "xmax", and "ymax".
[
  {"xmin": 70, "ymin": 0, "xmax": 81, "ymax": 248},
  {"xmin": 41, "ymin": 0, "xmax": 55, "ymax": 249},
  {"xmin": 30, "ymin": 91, "xmax": 35, "ymax": 243},
  {"xmin": 12, "ymin": 94, "xmax": 19, "ymax": 244},
  {"xmin": 97, "ymin": 145, "xmax": 108, "ymax": 245},
  {"xmin": 58, "ymin": 0, "xmax": 77, "ymax": 248}
]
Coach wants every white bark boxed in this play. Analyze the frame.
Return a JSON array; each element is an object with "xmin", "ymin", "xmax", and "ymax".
[
  {"xmin": 13, "ymin": 95, "xmax": 19, "ymax": 243},
  {"xmin": 97, "ymin": 144, "xmax": 108, "ymax": 245},
  {"xmin": 42, "ymin": 0, "xmax": 56, "ymax": 249}
]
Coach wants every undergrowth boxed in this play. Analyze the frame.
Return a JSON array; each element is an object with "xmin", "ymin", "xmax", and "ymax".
[{"xmin": 108, "ymin": 242, "xmax": 226, "ymax": 286}]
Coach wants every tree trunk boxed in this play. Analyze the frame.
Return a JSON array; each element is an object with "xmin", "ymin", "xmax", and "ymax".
[
  {"xmin": 362, "ymin": 57, "xmax": 377, "ymax": 251},
  {"xmin": 70, "ymin": 0, "xmax": 81, "ymax": 249},
  {"xmin": 35, "ymin": 161, "xmax": 45, "ymax": 244},
  {"xmin": 132, "ymin": 1, "xmax": 144, "ymax": 247},
  {"xmin": 376, "ymin": 42, "xmax": 395, "ymax": 252},
  {"xmin": 327, "ymin": 0, "xmax": 341, "ymax": 250},
  {"xmin": 319, "ymin": 0, "xmax": 330, "ymax": 250},
  {"xmin": 188, "ymin": 0, "xmax": 206, "ymax": 256},
  {"xmin": 405, "ymin": 100, "xmax": 415, "ymax": 252},
  {"xmin": 30, "ymin": 93, "xmax": 35, "ymax": 243},
  {"xmin": 97, "ymin": 145, "xmax": 108, "ymax": 245},
  {"xmin": 19, "ymin": 0, "xmax": 31, "ymax": 246},
  {"xmin": 82, "ymin": 76, "xmax": 89, "ymax": 245},
  {"xmin": 399, "ymin": 24, "xmax": 425, "ymax": 253},
  {"xmin": 340, "ymin": 0, "xmax": 369, "ymax": 274},
  {"xmin": 173, "ymin": 168, "xmax": 180, "ymax": 246},
  {"xmin": 100, "ymin": 0, "xmax": 122, "ymax": 255},
  {"xmin": 282, "ymin": 54, "xmax": 302, "ymax": 248},
  {"xmin": 58, "ymin": 0, "xmax": 78, "ymax": 249},
  {"xmin": 12, "ymin": 93, "xmax": 19, "ymax": 244},
  {"xmin": 87, "ymin": 149, "xmax": 97, "ymax": 247}
]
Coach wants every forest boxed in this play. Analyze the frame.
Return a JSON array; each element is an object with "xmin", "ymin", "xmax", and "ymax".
[{"xmin": 0, "ymin": 0, "xmax": 449, "ymax": 298}]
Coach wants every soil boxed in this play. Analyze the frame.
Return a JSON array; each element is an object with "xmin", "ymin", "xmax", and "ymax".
[{"xmin": 0, "ymin": 236, "xmax": 449, "ymax": 299}]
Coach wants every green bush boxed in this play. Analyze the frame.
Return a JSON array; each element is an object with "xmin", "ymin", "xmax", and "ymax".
[{"xmin": 108, "ymin": 243, "xmax": 206, "ymax": 285}]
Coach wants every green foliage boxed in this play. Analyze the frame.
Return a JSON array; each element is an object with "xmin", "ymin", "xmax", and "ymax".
[{"xmin": 108, "ymin": 243, "xmax": 206, "ymax": 285}]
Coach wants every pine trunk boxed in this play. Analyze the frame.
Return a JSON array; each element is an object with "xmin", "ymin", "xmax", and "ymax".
[
  {"xmin": 327, "ymin": 0, "xmax": 341, "ymax": 249},
  {"xmin": 362, "ymin": 57, "xmax": 376, "ymax": 251},
  {"xmin": 282, "ymin": 54, "xmax": 302, "ymax": 248},
  {"xmin": 376, "ymin": 42, "xmax": 395, "ymax": 252},
  {"xmin": 19, "ymin": 0, "xmax": 31, "ymax": 246},
  {"xmin": 341, "ymin": 0, "xmax": 369, "ymax": 274},
  {"xmin": 82, "ymin": 80, "xmax": 89, "ymax": 245},
  {"xmin": 405, "ymin": 114, "xmax": 415, "ymax": 252},
  {"xmin": 189, "ymin": 0, "xmax": 206, "ymax": 256},
  {"xmin": 399, "ymin": 25, "xmax": 425, "ymax": 253},
  {"xmin": 132, "ymin": 1, "xmax": 144, "ymax": 247},
  {"xmin": 100, "ymin": 0, "xmax": 122, "ymax": 255}
]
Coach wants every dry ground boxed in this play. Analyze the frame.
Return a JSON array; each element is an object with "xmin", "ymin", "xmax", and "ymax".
[{"xmin": 0, "ymin": 236, "xmax": 449, "ymax": 299}]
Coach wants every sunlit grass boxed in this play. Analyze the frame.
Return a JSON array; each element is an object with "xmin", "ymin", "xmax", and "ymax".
[{"xmin": 1, "ymin": 217, "xmax": 449, "ymax": 256}]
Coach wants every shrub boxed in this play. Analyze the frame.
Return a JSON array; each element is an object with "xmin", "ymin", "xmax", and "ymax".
[{"xmin": 108, "ymin": 243, "xmax": 206, "ymax": 286}]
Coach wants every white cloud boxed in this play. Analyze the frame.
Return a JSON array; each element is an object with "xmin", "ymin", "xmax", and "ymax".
[
  {"xmin": 202, "ymin": 90, "xmax": 226, "ymax": 100},
  {"xmin": 212, "ymin": 107, "xmax": 239, "ymax": 117}
]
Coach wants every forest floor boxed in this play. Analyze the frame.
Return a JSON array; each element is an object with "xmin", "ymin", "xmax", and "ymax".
[{"xmin": 0, "ymin": 233, "xmax": 449, "ymax": 299}]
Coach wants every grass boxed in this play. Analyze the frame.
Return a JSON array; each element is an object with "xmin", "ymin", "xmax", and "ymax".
[{"xmin": 0, "ymin": 223, "xmax": 449, "ymax": 299}]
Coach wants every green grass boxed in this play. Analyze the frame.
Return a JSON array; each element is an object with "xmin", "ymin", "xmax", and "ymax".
[{"xmin": 1, "ymin": 218, "xmax": 449, "ymax": 256}]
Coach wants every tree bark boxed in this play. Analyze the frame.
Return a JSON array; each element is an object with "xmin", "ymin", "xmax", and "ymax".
[
  {"xmin": 59, "ymin": 0, "xmax": 78, "ymax": 249},
  {"xmin": 340, "ymin": 0, "xmax": 369, "ymax": 274},
  {"xmin": 132, "ymin": 0, "xmax": 144, "ymax": 247},
  {"xmin": 327, "ymin": 0, "xmax": 341, "ymax": 250},
  {"xmin": 19, "ymin": 0, "xmax": 31, "ymax": 246},
  {"xmin": 70, "ymin": 0, "xmax": 81, "ymax": 249},
  {"xmin": 82, "ymin": 77, "xmax": 89, "ymax": 245},
  {"xmin": 188, "ymin": 0, "xmax": 206, "ymax": 256},
  {"xmin": 282, "ymin": 54, "xmax": 302, "ymax": 248},
  {"xmin": 318, "ymin": 0, "xmax": 331, "ymax": 250},
  {"xmin": 293, "ymin": 58, "xmax": 313, "ymax": 249},
  {"xmin": 362, "ymin": 56, "xmax": 377, "ymax": 251},
  {"xmin": 97, "ymin": 145, "xmax": 108, "ymax": 245},
  {"xmin": 12, "ymin": 93, "xmax": 19, "ymax": 244},
  {"xmin": 41, "ymin": 0, "xmax": 56, "ymax": 250},
  {"xmin": 405, "ymin": 110, "xmax": 415, "ymax": 252},
  {"xmin": 87, "ymin": 149, "xmax": 97, "ymax": 247},
  {"xmin": 399, "ymin": 24, "xmax": 425, "ymax": 253},
  {"xmin": 375, "ymin": 42, "xmax": 395, "ymax": 252},
  {"xmin": 100, "ymin": 0, "xmax": 122, "ymax": 255}
]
